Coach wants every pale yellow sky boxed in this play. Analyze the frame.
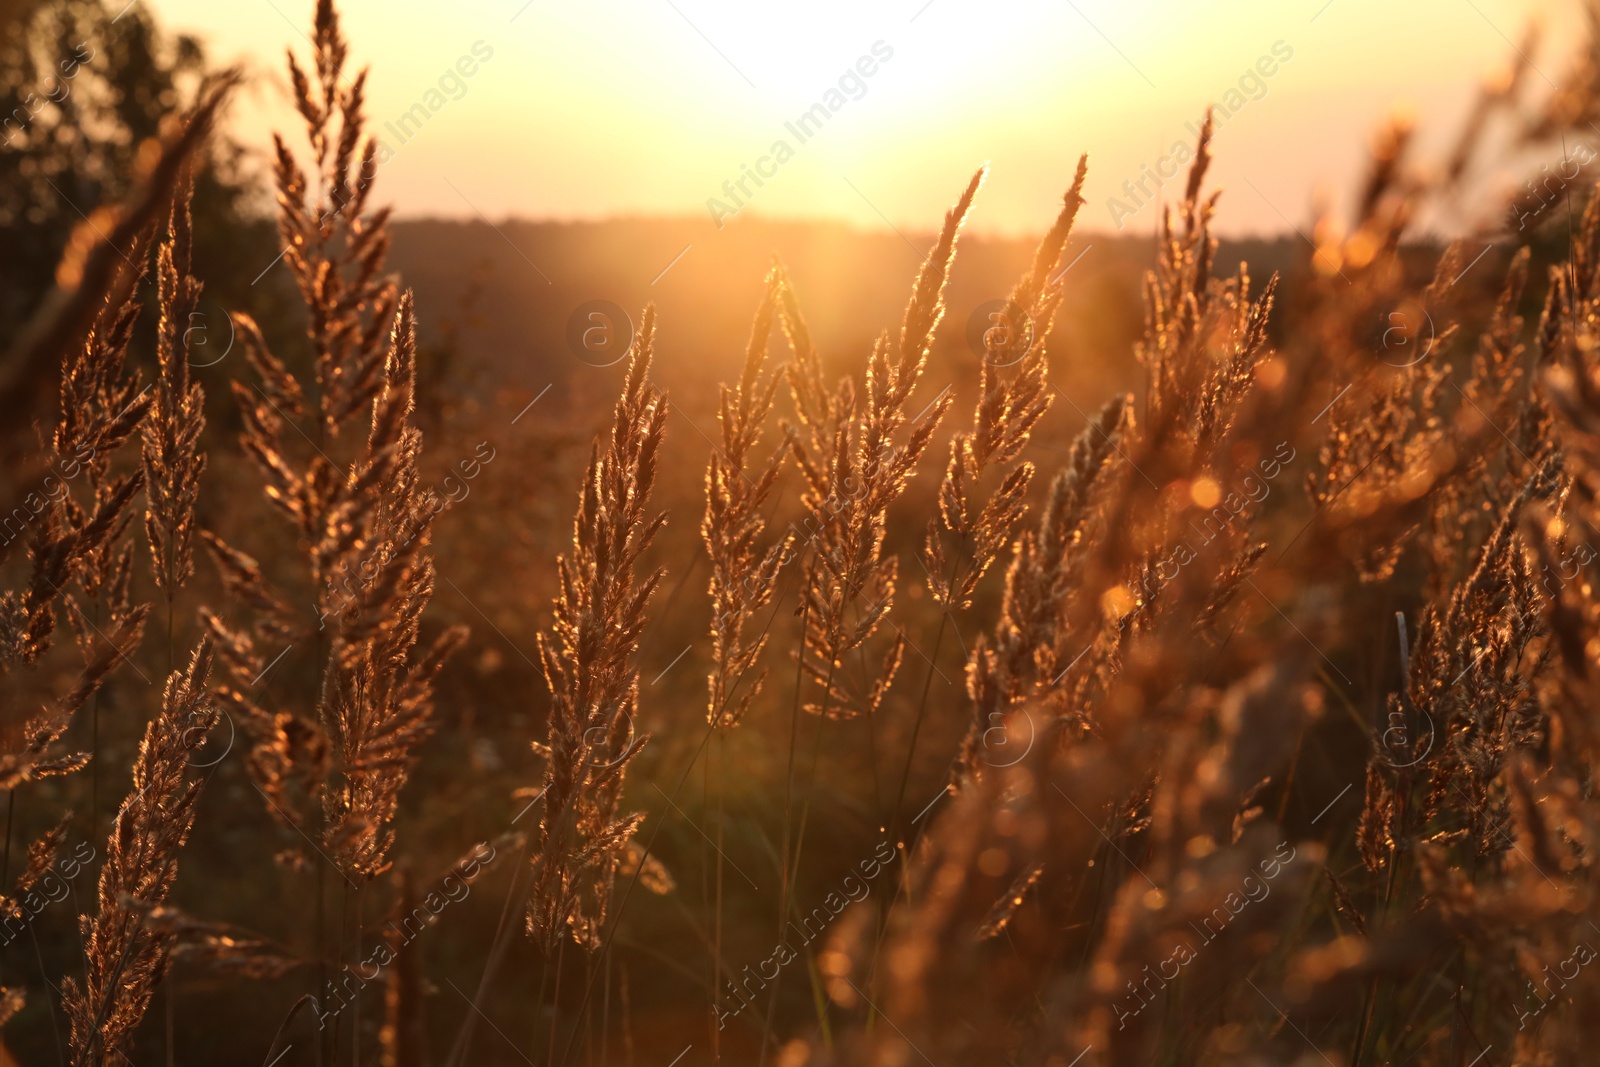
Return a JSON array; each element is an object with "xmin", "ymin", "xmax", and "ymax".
[{"xmin": 146, "ymin": 0, "xmax": 1567, "ymax": 237}]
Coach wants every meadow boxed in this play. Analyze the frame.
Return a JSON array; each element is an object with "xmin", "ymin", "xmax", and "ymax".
[{"xmin": 3, "ymin": 2, "xmax": 1600, "ymax": 1065}]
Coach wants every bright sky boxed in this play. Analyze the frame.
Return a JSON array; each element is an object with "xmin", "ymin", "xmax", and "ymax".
[{"xmin": 147, "ymin": 0, "xmax": 1567, "ymax": 237}]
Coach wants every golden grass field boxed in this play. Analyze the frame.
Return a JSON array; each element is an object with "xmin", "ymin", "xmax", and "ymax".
[{"xmin": 6, "ymin": 1, "xmax": 1600, "ymax": 1065}]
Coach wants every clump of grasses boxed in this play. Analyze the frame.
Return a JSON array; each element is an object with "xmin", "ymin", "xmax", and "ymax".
[
  {"xmin": 12, "ymin": 3, "xmax": 1600, "ymax": 1066},
  {"xmin": 780, "ymin": 171, "xmax": 975, "ymax": 723},
  {"xmin": 204, "ymin": 0, "xmax": 464, "ymax": 888},
  {"xmin": 63, "ymin": 636, "xmax": 218, "ymax": 1067},
  {"xmin": 0, "ymin": 69, "xmax": 230, "ymax": 1051},
  {"xmin": 703, "ymin": 268, "xmax": 790, "ymax": 732},
  {"xmin": 526, "ymin": 311, "xmax": 668, "ymax": 953},
  {"xmin": 141, "ymin": 173, "xmax": 207, "ymax": 599}
]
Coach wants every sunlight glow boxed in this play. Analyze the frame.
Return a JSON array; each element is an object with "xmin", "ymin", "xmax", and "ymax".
[{"xmin": 151, "ymin": 0, "xmax": 1566, "ymax": 235}]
